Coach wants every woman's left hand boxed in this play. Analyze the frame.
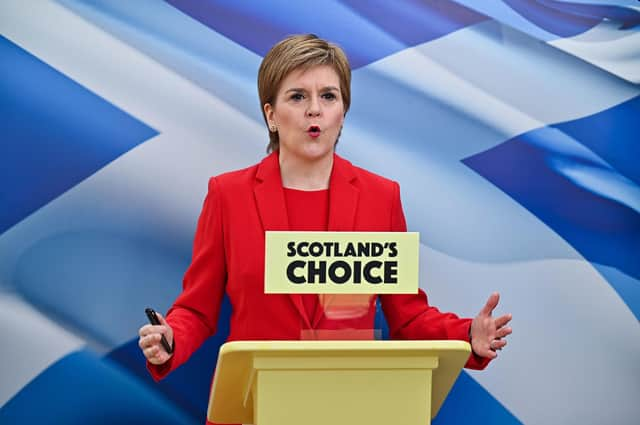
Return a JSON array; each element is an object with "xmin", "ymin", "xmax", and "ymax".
[{"xmin": 470, "ymin": 292, "xmax": 512, "ymax": 359}]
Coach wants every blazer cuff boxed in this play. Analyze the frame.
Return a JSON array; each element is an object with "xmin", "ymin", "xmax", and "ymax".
[{"xmin": 146, "ymin": 355, "xmax": 175, "ymax": 382}]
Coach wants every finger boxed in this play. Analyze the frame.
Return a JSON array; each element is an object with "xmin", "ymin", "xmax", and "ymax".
[
  {"xmin": 144, "ymin": 325, "xmax": 168, "ymax": 337},
  {"xmin": 152, "ymin": 352, "xmax": 169, "ymax": 364},
  {"xmin": 492, "ymin": 339, "xmax": 508, "ymax": 351},
  {"xmin": 156, "ymin": 312, "xmax": 168, "ymax": 326},
  {"xmin": 139, "ymin": 324, "xmax": 167, "ymax": 338},
  {"xmin": 143, "ymin": 345, "xmax": 160, "ymax": 359},
  {"xmin": 139, "ymin": 334, "xmax": 151, "ymax": 349},
  {"xmin": 149, "ymin": 351, "xmax": 169, "ymax": 365},
  {"xmin": 483, "ymin": 347, "xmax": 498, "ymax": 359},
  {"xmin": 472, "ymin": 340, "xmax": 497, "ymax": 360},
  {"xmin": 480, "ymin": 292, "xmax": 500, "ymax": 316},
  {"xmin": 146, "ymin": 343, "xmax": 171, "ymax": 365},
  {"xmin": 142, "ymin": 333, "xmax": 163, "ymax": 349},
  {"xmin": 138, "ymin": 324, "xmax": 154, "ymax": 337},
  {"xmin": 139, "ymin": 335, "xmax": 155, "ymax": 351},
  {"xmin": 494, "ymin": 313, "xmax": 512, "ymax": 329},
  {"xmin": 495, "ymin": 326, "xmax": 512, "ymax": 339}
]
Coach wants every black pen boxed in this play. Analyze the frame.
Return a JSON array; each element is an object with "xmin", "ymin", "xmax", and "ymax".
[{"xmin": 145, "ymin": 308, "xmax": 173, "ymax": 354}]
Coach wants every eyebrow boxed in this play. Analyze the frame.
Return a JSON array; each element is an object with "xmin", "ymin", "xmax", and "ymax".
[{"xmin": 285, "ymin": 86, "xmax": 340, "ymax": 93}]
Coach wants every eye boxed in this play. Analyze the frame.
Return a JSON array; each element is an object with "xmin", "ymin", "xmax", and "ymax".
[
  {"xmin": 322, "ymin": 92, "xmax": 337, "ymax": 100},
  {"xmin": 289, "ymin": 92, "xmax": 305, "ymax": 101}
]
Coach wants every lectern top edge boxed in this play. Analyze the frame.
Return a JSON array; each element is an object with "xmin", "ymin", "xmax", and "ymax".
[{"xmin": 219, "ymin": 339, "xmax": 471, "ymax": 355}]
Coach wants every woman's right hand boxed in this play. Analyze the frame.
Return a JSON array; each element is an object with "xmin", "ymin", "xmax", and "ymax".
[{"xmin": 138, "ymin": 312, "xmax": 174, "ymax": 365}]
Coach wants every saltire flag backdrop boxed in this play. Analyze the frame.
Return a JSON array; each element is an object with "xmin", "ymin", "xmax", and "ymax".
[{"xmin": 1, "ymin": 1, "xmax": 639, "ymax": 424}]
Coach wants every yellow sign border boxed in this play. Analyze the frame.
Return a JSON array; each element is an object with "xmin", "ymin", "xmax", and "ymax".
[{"xmin": 265, "ymin": 232, "xmax": 419, "ymax": 294}]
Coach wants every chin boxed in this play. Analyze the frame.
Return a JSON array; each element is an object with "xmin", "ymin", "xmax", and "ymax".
[{"xmin": 302, "ymin": 146, "xmax": 333, "ymax": 161}]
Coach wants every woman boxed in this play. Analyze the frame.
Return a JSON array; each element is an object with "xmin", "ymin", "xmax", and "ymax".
[{"xmin": 139, "ymin": 34, "xmax": 512, "ymax": 422}]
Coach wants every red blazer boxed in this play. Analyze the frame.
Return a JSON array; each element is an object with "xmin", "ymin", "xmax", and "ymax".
[{"xmin": 149, "ymin": 152, "xmax": 489, "ymax": 394}]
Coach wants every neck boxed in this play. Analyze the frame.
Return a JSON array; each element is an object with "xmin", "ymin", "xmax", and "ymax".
[{"xmin": 279, "ymin": 151, "xmax": 333, "ymax": 190}]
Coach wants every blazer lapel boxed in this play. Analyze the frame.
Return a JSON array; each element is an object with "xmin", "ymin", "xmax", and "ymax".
[
  {"xmin": 327, "ymin": 154, "xmax": 359, "ymax": 232},
  {"xmin": 254, "ymin": 152, "xmax": 288, "ymax": 231},
  {"xmin": 254, "ymin": 152, "xmax": 311, "ymax": 329},
  {"xmin": 312, "ymin": 154, "xmax": 359, "ymax": 328}
]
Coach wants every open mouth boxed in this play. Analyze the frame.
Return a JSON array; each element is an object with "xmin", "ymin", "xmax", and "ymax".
[{"xmin": 308, "ymin": 126, "xmax": 321, "ymax": 138}]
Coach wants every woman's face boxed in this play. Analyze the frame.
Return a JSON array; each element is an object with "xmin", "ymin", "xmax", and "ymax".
[{"xmin": 264, "ymin": 65, "xmax": 345, "ymax": 163}]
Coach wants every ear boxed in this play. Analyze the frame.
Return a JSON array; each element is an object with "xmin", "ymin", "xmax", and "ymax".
[{"xmin": 264, "ymin": 103, "xmax": 274, "ymax": 124}]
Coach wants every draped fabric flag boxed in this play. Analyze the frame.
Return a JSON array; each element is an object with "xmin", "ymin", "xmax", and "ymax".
[{"xmin": 1, "ymin": 1, "xmax": 638, "ymax": 424}]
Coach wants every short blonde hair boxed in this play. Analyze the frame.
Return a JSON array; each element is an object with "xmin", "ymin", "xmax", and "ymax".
[{"xmin": 258, "ymin": 34, "xmax": 352, "ymax": 152}]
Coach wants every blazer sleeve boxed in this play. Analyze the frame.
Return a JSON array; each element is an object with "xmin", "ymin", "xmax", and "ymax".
[
  {"xmin": 379, "ymin": 181, "xmax": 490, "ymax": 370},
  {"xmin": 148, "ymin": 177, "xmax": 228, "ymax": 380}
]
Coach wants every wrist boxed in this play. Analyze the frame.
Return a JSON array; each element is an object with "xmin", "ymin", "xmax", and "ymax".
[{"xmin": 468, "ymin": 323, "xmax": 480, "ymax": 357}]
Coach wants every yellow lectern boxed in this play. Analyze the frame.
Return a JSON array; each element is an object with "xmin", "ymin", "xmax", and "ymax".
[{"xmin": 207, "ymin": 340, "xmax": 470, "ymax": 425}]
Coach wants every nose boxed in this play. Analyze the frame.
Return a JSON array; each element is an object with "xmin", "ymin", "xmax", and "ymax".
[{"xmin": 306, "ymin": 95, "xmax": 321, "ymax": 117}]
